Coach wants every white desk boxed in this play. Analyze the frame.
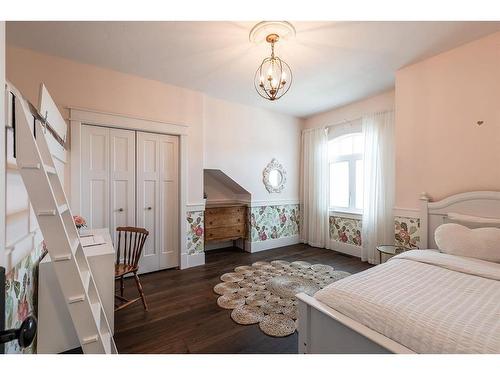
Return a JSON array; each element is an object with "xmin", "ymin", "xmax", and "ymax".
[{"xmin": 37, "ymin": 228, "xmax": 115, "ymax": 354}]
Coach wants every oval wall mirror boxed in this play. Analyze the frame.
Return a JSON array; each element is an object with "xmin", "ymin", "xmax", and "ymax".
[{"xmin": 263, "ymin": 158, "xmax": 287, "ymax": 193}]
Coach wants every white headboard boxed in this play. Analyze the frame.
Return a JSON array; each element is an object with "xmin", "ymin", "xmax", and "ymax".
[{"xmin": 420, "ymin": 191, "xmax": 500, "ymax": 249}]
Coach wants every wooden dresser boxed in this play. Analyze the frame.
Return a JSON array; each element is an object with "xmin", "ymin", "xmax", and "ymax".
[{"xmin": 205, "ymin": 203, "xmax": 247, "ymax": 247}]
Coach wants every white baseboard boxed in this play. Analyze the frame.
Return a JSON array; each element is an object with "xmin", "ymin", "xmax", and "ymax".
[
  {"xmin": 327, "ymin": 240, "xmax": 361, "ymax": 258},
  {"xmin": 184, "ymin": 252, "xmax": 205, "ymax": 268},
  {"xmin": 246, "ymin": 235, "xmax": 299, "ymax": 253},
  {"xmin": 180, "ymin": 253, "xmax": 205, "ymax": 270}
]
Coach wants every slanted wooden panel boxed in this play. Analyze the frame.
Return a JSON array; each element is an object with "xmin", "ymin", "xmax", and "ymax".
[{"xmin": 38, "ymin": 84, "xmax": 67, "ymax": 143}]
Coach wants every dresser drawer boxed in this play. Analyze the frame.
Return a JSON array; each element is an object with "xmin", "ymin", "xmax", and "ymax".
[
  {"xmin": 205, "ymin": 224, "xmax": 246, "ymax": 242},
  {"xmin": 205, "ymin": 206, "xmax": 246, "ymax": 228}
]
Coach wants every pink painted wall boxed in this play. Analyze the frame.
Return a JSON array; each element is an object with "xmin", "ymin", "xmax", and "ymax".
[
  {"xmin": 6, "ymin": 46, "xmax": 205, "ymax": 204},
  {"xmin": 6, "ymin": 46, "xmax": 301, "ymax": 205},
  {"xmin": 204, "ymin": 95, "xmax": 300, "ymax": 202},
  {"xmin": 303, "ymin": 90, "xmax": 395, "ymax": 129},
  {"xmin": 395, "ymin": 31, "xmax": 500, "ymax": 209}
]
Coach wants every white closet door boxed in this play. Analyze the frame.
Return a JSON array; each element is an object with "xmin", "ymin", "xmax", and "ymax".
[
  {"xmin": 159, "ymin": 135, "xmax": 179, "ymax": 269},
  {"xmin": 136, "ymin": 132, "xmax": 161, "ymax": 273},
  {"xmin": 81, "ymin": 125, "xmax": 109, "ymax": 230},
  {"xmin": 136, "ymin": 132, "xmax": 179, "ymax": 273},
  {"xmin": 109, "ymin": 128, "xmax": 136, "ymax": 245}
]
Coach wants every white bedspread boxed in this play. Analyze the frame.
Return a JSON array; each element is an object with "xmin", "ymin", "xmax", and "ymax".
[{"xmin": 314, "ymin": 250, "xmax": 500, "ymax": 353}]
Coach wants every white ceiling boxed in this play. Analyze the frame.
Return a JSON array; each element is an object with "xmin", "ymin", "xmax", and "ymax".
[{"xmin": 6, "ymin": 21, "xmax": 500, "ymax": 118}]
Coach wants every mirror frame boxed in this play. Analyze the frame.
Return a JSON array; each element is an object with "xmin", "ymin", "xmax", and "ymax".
[{"xmin": 263, "ymin": 158, "xmax": 287, "ymax": 193}]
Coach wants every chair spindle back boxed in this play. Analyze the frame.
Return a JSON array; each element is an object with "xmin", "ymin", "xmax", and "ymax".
[{"xmin": 115, "ymin": 227, "xmax": 149, "ymax": 268}]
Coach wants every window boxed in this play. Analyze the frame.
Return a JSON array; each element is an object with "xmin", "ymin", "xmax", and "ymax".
[{"xmin": 328, "ymin": 132, "xmax": 364, "ymax": 213}]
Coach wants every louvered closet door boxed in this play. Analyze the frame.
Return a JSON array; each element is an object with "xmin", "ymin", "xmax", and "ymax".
[
  {"xmin": 109, "ymin": 128, "xmax": 136, "ymax": 245},
  {"xmin": 81, "ymin": 125, "xmax": 110, "ymax": 230},
  {"xmin": 136, "ymin": 132, "xmax": 179, "ymax": 273}
]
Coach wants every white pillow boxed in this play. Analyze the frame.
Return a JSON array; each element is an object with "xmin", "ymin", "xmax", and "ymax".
[{"xmin": 435, "ymin": 223, "xmax": 500, "ymax": 263}]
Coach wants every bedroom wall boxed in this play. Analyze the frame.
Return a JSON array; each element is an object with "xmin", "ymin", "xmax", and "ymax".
[
  {"xmin": 6, "ymin": 46, "xmax": 205, "ymax": 207},
  {"xmin": 6, "ymin": 46, "xmax": 303, "ymax": 260},
  {"xmin": 203, "ymin": 96, "xmax": 301, "ymax": 251},
  {"xmin": 396, "ymin": 31, "xmax": 500, "ymax": 210},
  {"xmin": 303, "ymin": 90, "xmax": 395, "ymax": 130},
  {"xmin": 203, "ymin": 95, "xmax": 301, "ymax": 203}
]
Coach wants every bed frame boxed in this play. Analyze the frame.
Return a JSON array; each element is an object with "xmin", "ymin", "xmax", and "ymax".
[{"xmin": 297, "ymin": 190, "xmax": 500, "ymax": 354}]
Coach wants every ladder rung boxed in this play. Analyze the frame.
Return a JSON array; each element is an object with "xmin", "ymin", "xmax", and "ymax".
[
  {"xmin": 19, "ymin": 163, "xmax": 56, "ymax": 175},
  {"xmin": 81, "ymin": 335, "xmax": 99, "ymax": 345},
  {"xmin": 20, "ymin": 163, "xmax": 41, "ymax": 170},
  {"xmin": 53, "ymin": 254, "xmax": 72, "ymax": 262},
  {"xmin": 37, "ymin": 204, "xmax": 66, "ymax": 216},
  {"xmin": 45, "ymin": 165, "xmax": 57, "ymax": 174},
  {"xmin": 68, "ymin": 295, "xmax": 85, "ymax": 304},
  {"xmin": 38, "ymin": 209, "xmax": 56, "ymax": 216}
]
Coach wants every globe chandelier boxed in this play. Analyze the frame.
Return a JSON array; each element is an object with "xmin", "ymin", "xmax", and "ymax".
[{"xmin": 250, "ymin": 21, "xmax": 295, "ymax": 101}]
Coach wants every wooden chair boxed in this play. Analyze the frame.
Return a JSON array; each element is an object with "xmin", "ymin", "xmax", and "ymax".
[{"xmin": 114, "ymin": 226, "xmax": 149, "ymax": 312}]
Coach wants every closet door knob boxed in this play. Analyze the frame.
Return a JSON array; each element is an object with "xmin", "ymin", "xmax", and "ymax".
[
  {"xmin": 117, "ymin": 208, "xmax": 124, "ymax": 212},
  {"xmin": 146, "ymin": 206, "xmax": 152, "ymax": 210}
]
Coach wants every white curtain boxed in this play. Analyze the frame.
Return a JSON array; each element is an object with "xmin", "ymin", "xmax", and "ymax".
[
  {"xmin": 300, "ymin": 127, "xmax": 329, "ymax": 248},
  {"xmin": 362, "ymin": 111, "xmax": 395, "ymax": 264}
]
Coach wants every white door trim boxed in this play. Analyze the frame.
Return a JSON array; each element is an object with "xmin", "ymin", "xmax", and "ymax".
[{"xmin": 70, "ymin": 107, "xmax": 189, "ymax": 269}]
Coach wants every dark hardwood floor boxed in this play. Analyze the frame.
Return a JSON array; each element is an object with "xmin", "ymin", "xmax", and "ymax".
[{"xmin": 114, "ymin": 244, "xmax": 372, "ymax": 354}]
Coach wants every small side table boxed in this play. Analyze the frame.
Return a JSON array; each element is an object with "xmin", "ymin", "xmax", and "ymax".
[{"xmin": 376, "ymin": 245, "xmax": 406, "ymax": 264}]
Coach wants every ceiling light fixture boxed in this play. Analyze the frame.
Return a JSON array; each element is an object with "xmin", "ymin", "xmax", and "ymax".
[{"xmin": 250, "ymin": 22, "xmax": 295, "ymax": 102}]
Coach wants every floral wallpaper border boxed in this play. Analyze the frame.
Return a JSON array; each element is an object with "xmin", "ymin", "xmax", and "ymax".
[
  {"xmin": 329, "ymin": 215, "xmax": 421, "ymax": 250},
  {"xmin": 186, "ymin": 210, "xmax": 204, "ymax": 255},
  {"xmin": 394, "ymin": 216, "xmax": 421, "ymax": 250},
  {"xmin": 4, "ymin": 241, "xmax": 46, "ymax": 354},
  {"xmin": 250, "ymin": 204, "xmax": 300, "ymax": 243},
  {"xmin": 330, "ymin": 216, "xmax": 362, "ymax": 246}
]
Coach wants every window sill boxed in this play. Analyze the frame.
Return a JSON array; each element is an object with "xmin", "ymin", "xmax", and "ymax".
[{"xmin": 329, "ymin": 209, "xmax": 362, "ymax": 220}]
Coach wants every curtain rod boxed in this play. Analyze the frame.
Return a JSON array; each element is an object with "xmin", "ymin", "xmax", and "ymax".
[
  {"xmin": 302, "ymin": 117, "xmax": 361, "ymax": 134},
  {"xmin": 303, "ymin": 109, "xmax": 394, "ymax": 134},
  {"xmin": 325, "ymin": 116, "xmax": 362, "ymax": 130}
]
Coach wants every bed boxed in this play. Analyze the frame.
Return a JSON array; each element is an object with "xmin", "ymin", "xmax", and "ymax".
[{"xmin": 297, "ymin": 191, "xmax": 500, "ymax": 354}]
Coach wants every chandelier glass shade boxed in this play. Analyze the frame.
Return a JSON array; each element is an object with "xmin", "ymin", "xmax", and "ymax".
[{"xmin": 254, "ymin": 34, "xmax": 292, "ymax": 101}]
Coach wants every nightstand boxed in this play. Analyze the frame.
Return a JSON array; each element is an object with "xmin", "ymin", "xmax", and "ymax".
[{"xmin": 376, "ymin": 245, "xmax": 407, "ymax": 264}]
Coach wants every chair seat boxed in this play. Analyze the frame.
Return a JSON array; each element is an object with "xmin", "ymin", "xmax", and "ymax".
[{"xmin": 115, "ymin": 263, "xmax": 138, "ymax": 277}]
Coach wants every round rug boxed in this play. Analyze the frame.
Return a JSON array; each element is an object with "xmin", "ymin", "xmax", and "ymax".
[
  {"xmin": 259, "ymin": 314, "xmax": 296, "ymax": 337},
  {"xmin": 213, "ymin": 259, "xmax": 351, "ymax": 337},
  {"xmin": 231, "ymin": 305, "xmax": 265, "ymax": 325},
  {"xmin": 266, "ymin": 275, "xmax": 320, "ymax": 299}
]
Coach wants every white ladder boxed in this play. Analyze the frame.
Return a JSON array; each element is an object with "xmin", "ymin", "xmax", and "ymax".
[{"xmin": 14, "ymin": 94, "xmax": 117, "ymax": 354}]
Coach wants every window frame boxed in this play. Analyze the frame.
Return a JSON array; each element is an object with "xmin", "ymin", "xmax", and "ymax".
[{"xmin": 327, "ymin": 124, "xmax": 364, "ymax": 215}]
